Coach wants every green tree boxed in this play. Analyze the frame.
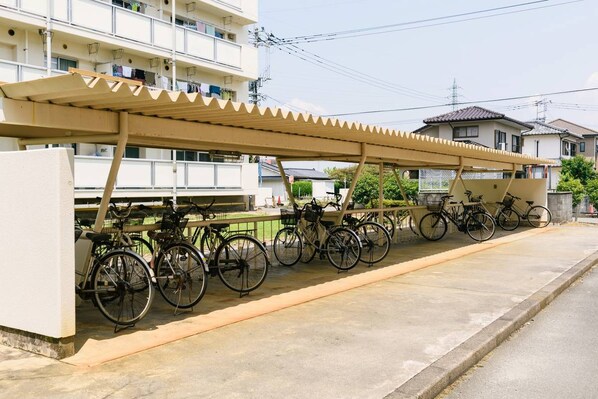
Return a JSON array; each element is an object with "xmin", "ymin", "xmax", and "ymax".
[
  {"xmin": 560, "ymin": 155, "xmax": 596, "ymax": 186},
  {"xmin": 352, "ymin": 172, "xmax": 378, "ymax": 205},
  {"xmin": 557, "ymin": 173, "xmax": 585, "ymax": 207},
  {"xmin": 291, "ymin": 181, "xmax": 312, "ymax": 198},
  {"xmin": 585, "ymin": 179, "xmax": 598, "ymax": 208}
]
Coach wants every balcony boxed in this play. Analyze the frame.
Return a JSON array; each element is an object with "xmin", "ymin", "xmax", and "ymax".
[
  {"xmin": 0, "ymin": 60, "xmax": 67, "ymax": 83},
  {"xmin": 0, "ymin": 0, "xmax": 257, "ymax": 76},
  {"xmin": 73, "ymin": 156, "xmax": 259, "ymax": 198}
]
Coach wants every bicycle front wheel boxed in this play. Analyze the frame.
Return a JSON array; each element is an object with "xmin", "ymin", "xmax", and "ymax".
[
  {"xmin": 496, "ymin": 208, "xmax": 520, "ymax": 231},
  {"xmin": 155, "ymin": 242, "xmax": 208, "ymax": 309},
  {"xmin": 92, "ymin": 250, "xmax": 154, "ymax": 326},
  {"xmin": 527, "ymin": 205, "xmax": 552, "ymax": 228},
  {"xmin": 419, "ymin": 213, "xmax": 447, "ymax": 241},
  {"xmin": 131, "ymin": 236, "xmax": 154, "ymax": 263},
  {"xmin": 216, "ymin": 235, "xmax": 269, "ymax": 293},
  {"xmin": 299, "ymin": 222, "xmax": 318, "ymax": 263},
  {"xmin": 325, "ymin": 227, "xmax": 361, "ymax": 271},
  {"xmin": 466, "ymin": 211, "xmax": 496, "ymax": 242},
  {"xmin": 353, "ymin": 221, "xmax": 390, "ymax": 264},
  {"xmin": 273, "ymin": 227, "xmax": 302, "ymax": 267}
]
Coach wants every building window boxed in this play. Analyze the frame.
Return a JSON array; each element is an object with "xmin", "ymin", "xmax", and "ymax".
[
  {"xmin": 580, "ymin": 142, "xmax": 586, "ymax": 152},
  {"xmin": 453, "ymin": 126, "xmax": 479, "ymax": 139},
  {"xmin": 571, "ymin": 143, "xmax": 577, "ymax": 157},
  {"xmin": 494, "ymin": 130, "xmax": 507, "ymax": 150},
  {"xmin": 512, "ymin": 135, "xmax": 521, "ymax": 153},
  {"xmin": 124, "ymin": 146, "xmax": 140, "ymax": 158},
  {"xmin": 45, "ymin": 56, "xmax": 77, "ymax": 72},
  {"xmin": 562, "ymin": 141, "xmax": 570, "ymax": 156}
]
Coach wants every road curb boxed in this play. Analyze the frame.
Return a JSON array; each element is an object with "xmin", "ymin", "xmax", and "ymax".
[{"xmin": 385, "ymin": 249, "xmax": 598, "ymax": 399}]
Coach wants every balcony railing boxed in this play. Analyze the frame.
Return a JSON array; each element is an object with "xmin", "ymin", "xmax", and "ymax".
[
  {"xmin": 74, "ymin": 156, "xmax": 257, "ymax": 192},
  {"xmin": 0, "ymin": 0, "xmax": 243, "ymax": 69},
  {"xmin": 0, "ymin": 60, "xmax": 67, "ymax": 83}
]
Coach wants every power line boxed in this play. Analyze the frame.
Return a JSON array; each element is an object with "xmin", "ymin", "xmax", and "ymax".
[
  {"xmin": 279, "ymin": 0, "xmax": 582, "ymax": 44},
  {"xmin": 324, "ymin": 87, "xmax": 598, "ymax": 117}
]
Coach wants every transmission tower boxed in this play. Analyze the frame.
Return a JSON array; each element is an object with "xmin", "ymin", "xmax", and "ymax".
[
  {"xmin": 534, "ymin": 97, "xmax": 551, "ymax": 122},
  {"xmin": 449, "ymin": 78, "xmax": 462, "ymax": 111}
]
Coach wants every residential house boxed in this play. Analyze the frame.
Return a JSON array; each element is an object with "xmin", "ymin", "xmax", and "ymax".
[
  {"xmin": 0, "ymin": 0, "xmax": 259, "ymax": 207},
  {"xmin": 549, "ymin": 119, "xmax": 598, "ymax": 169},
  {"xmin": 521, "ymin": 121, "xmax": 583, "ymax": 190},
  {"xmin": 414, "ymin": 106, "xmax": 533, "ymax": 191},
  {"xmin": 259, "ymin": 161, "xmax": 335, "ymax": 205}
]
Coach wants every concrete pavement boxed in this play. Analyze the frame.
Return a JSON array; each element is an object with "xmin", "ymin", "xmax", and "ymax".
[{"xmin": 1, "ymin": 224, "xmax": 597, "ymax": 398}]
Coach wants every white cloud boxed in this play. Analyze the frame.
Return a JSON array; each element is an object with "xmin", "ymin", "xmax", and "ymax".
[{"xmin": 286, "ymin": 98, "xmax": 328, "ymax": 115}]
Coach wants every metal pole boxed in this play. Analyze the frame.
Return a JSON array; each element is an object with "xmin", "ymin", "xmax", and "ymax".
[
  {"xmin": 46, "ymin": 0, "xmax": 52, "ymax": 76},
  {"xmin": 171, "ymin": 0, "xmax": 176, "ymax": 90}
]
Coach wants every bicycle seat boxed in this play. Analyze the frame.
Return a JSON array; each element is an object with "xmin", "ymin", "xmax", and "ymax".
[
  {"xmin": 526, "ymin": 200, "xmax": 534, "ymax": 205},
  {"xmin": 83, "ymin": 231, "xmax": 112, "ymax": 243},
  {"xmin": 210, "ymin": 223, "xmax": 230, "ymax": 231}
]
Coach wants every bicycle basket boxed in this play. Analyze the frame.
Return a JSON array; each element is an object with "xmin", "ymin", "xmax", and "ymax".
[
  {"xmin": 280, "ymin": 209, "xmax": 298, "ymax": 225},
  {"xmin": 502, "ymin": 197, "xmax": 515, "ymax": 207},
  {"xmin": 160, "ymin": 214, "xmax": 188, "ymax": 231},
  {"xmin": 303, "ymin": 204, "xmax": 322, "ymax": 222},
  {"xmin": 426, "ymin": 201, "xmax": 443, "ymax": 212}
]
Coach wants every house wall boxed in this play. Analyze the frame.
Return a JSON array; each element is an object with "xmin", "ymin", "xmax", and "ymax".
[
  {"xmin": 0, "ymin": 148, "xmax": 75, "ymax": 355},
  {"xmin": 435, "ymin": 121, "xmax": 522, "ymax": 151},
  {"xmin": 312, "ymin": 180, "xmax": 335, "ymax": 199},
  {"xmin": 522, "ymin": 135, "xmax": 561, "ymax": 159}
]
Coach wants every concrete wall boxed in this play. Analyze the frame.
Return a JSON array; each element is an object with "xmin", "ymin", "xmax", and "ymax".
[
  {"xmin": 548, "ymin": 191, "xmax": 572, "ymax": 223},
  {"xmin": 0, "ymin": 148, "xmax": 75, "ymax": 357}
]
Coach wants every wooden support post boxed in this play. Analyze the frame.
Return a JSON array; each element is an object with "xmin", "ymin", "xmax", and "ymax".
[
  {"xmin": 500, "ymin": 164, "xmax": 517, "ymax": 201},
  {"xmin": 392, "ymin": 167, "xmax": 418, "ymax": 236},
  {"xmin": 448, "ymin": 157, "xmax": 464, "ymax": 196},
  {"xmin": 378, "ymin": 162, "xmax": 384, "ymax": 224},
  {"xmin": 336, "ymin": 143, "xmax": 367, "ymax": 225},
  {"xmin": 93, "ymin": 112, "xmax": 129, "ymax": 232},
  {"xmin": 276, "ymin": 159, "xmax": 295, "ymax": 206}
]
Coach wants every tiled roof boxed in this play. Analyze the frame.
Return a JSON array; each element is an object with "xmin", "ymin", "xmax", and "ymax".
[
  {"xmin": 521, "ymin": 121, "xmax": 584, "ymax": 139},
  {"xmin": 423, "ymin": 106, "xmax": 533, "ymax": 130},
  {"xmin": 549, "ymin": 119, "xmax": 598, "ymax": 137},
  {"xmin": 259, "ymin": 162, "xmax": 331, "ymax": 180}
]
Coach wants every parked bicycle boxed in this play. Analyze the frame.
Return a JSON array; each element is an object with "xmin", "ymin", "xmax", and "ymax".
[
  {"xmin": 160, "ymin": 199, "xmax": 270, "ymax": 296},
  {"xmin": 326, "ymin": 193, "xmax": 392, "ymax": 265},
  {"xmin": 273, "ymin": 198, "xmax": 362, "ymax": 271},
  {"xmin": 495, "ymin": 192, "xmax": 552, "ymax": 230},
  {"xmin": 74, "ymin": 218, "xmax": 155, "ymax": 329},
  {"xmin": 419, "ymin": 195, "xmax": 496, "ymax": 242}
]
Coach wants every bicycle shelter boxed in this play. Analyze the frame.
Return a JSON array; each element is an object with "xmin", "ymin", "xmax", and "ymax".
[{"xmin": 0, "ymin": 71, "xmax": 554, "ymax": 357}]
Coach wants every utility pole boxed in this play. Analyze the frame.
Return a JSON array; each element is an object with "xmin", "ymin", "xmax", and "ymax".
[{"xmin": 249, "ymin": 27, "xmax": 272, "ymax": 105}]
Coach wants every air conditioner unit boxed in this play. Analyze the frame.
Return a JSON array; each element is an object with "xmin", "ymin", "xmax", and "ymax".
[{"xmin": 499, "ymin": 142, "xmax": 507, "ymax": 151}]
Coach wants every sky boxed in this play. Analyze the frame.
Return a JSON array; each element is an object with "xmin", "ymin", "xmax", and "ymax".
[{"xmin": 255, "ymin": 0, "xmax": 598, "ymax": 142}]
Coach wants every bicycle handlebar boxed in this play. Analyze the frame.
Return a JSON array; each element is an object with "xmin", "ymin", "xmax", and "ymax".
[{"xmin": 506, "ymin": 192, "xmax": 521, "ymax": 200}]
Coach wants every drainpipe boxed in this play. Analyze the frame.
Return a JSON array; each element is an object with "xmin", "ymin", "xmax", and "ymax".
[
  {"xmin": 45, "ymin": 0, "xmax": 52, "ymax": 76},
  {"xmin": 171, "ymin": 0, "xmax": 176, "ymax": 90}
]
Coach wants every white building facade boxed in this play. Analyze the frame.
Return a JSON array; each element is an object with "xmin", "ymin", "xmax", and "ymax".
[{"xmin": 0, "ymin": 0, "xmax": 259, "ymax": 204}]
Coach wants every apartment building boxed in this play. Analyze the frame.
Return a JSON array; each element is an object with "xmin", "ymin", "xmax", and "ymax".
[{"xmin": 0, "ymin": 0, "xmax": 259, "ymax": 205}]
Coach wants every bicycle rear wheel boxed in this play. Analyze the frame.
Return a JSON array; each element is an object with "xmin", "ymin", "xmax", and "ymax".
[
  {"xmin": 527, "ymin": 205, "xmax": 551, "ymax": 228},
  {"xmin": 131, "ymin": 236, "xmax": 154, "ymax": 263},
  {"xmin": 216, "ymin": 235, "xmax": 269, "ymax": 293},
  {"xmin": 419, "ymin": 213, "xmax": 447, "ymax": 241},
  {"xmin": 466, "ymin": 211, "xmax": 496, "ymax": 242},
  {"xmin": 155, "ymin": 242, "xmax": 208, "ymax": 309},
  {"xmin": 325, "ymin": 227, "xmax": 361, "ymax": 271},
  {"xmin": 92, "ymin": 250, "xmax": 154, "ymax": 326},
  {"xmin": 353, "ymin": 221, "xmax": 390, "ymax": 264},
  {"xmin": 496, "ymin": 208, "xmax": 520, "ymax": 231},
  {"xmin": 273, "ymin": 227, "xmax": 302, "ymax": 267},
  {"xmin": 367, "ymin": 213, "xmax": 395, "ymax": 238}
]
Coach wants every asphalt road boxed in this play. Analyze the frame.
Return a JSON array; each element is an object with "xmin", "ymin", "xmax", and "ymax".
[{"xmin": 439, "ymin": 265, "xmax": 598, "ymax": 399}]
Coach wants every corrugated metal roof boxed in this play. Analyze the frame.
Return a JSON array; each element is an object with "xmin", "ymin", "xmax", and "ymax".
[
  {"xmin": 0, "ymin": 73, "xmax": 553, "ymax": 169},
  {"xmin": 423, "ymin": 106, "xmax": 533, "ymax": 130}
]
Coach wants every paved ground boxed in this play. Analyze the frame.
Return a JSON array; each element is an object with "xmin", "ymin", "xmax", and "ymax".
[
  {"xmin": 438, "ymin": 263, "xmax": 598, "ymax": 399},
  {"xmin": 1, "ymin": 224, "xmax": 597, "ymax": 398}
]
